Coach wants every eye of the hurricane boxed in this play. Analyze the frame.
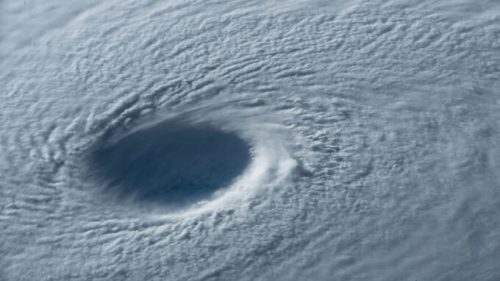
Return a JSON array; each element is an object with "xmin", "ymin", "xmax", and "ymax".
[{"xmin": 89, "ymin": 120, "xmax": 252, "ymax": 208}]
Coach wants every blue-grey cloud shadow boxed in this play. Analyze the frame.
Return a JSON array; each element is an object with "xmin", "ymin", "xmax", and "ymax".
[{"xmin": 89, "ymin": 120, "xmax": 251, "ymax": 207}]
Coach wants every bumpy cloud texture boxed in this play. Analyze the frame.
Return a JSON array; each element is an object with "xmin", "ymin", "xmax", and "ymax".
[{"xmin": 1, "ymin": 0, "xmax": 500, "ymax": 280}]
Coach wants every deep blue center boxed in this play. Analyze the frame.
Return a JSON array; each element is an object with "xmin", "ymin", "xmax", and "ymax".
[{"xmin": 90, "ymin": 120, "xmax": 251, "ymax": 207}]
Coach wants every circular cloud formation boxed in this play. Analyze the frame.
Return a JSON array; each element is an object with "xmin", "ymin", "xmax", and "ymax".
[
  {"xmin": 1, "ymin": 0, "xmax": 500, "ymax": 281},
  {"xmin": 89, "ymin": 119, "xmax": 252, "ymax": 208}
]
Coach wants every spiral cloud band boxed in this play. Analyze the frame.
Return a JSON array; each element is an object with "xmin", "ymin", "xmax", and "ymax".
[{"xmin": 1, "ymin": 0, "xmax": 500, "ymax": 280}]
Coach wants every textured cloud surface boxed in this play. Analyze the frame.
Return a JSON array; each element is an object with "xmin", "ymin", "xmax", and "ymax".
[{"xmin": 1, "ymin": 0, "xmax": 500, "ymax": 280}]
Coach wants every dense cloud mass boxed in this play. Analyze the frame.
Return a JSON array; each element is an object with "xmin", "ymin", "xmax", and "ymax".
[{"xmin": 1, "ymin": 0, "xmax": 500, "ymax": 280}]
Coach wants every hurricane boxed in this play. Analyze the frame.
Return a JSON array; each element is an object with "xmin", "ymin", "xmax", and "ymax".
[{"xmin": 1, "ymin": 0, "xmax": 500, "ymax": 280}]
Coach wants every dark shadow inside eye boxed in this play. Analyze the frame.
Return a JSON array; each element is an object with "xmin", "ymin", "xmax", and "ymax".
[{"xmin": 88, "ymin": 120, "xmax": 251, "ymax": 207}]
